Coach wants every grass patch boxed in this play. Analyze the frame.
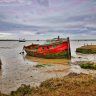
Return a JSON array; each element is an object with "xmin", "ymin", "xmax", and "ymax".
[
  {"xmin": 0, "ymin": 92, "xmax": 8, "ymax": 96},
  {"xmin": 80, "ymin": 62, "xmax": 96, "ymax": 70},
  {"xmin": 76, "ymin": 45, "xmax": 96, "ymax": 54},
  {"xmin": 1, "ymin": 73, "xmax": 96, "ymax": 96},
  {"xmin": 35, "ymin": 64, "xmax": 52, "ymax": 68},
  {"xmin": 10, "ymin": 85, "xmax": 33, "ymax": 96}
]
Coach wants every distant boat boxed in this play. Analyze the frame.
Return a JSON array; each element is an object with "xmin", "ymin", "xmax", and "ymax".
[
  {"xmin": 23, "ymin": 37, "xmax": 71, "ymax": 59},
  {"xmin": 19, "ymin": 39, "xmax": 26, "ymax": 42}
]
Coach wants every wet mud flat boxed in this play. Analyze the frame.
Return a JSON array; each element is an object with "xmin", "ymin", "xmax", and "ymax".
[
  {"xmin": 0, "ymin": 40, "xmax": 96, "ymax": 95},
  {"xmin": 1, "ymin": 53, "xmax": 96, "ymax": 95},
  {"xmin": 0, "ymin": 49, "xmax": 71, "ymax": 94}
]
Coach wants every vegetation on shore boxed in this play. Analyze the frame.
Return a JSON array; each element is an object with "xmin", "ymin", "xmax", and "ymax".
[
  {"xmin": 76, "ymin": 45, "xmax": 96, "ymax": 54},
  {"xmin": 79, "ymin": 61, "xmax": 96, "ymax": 70},
  {"xmin": 34, "ymin": 64, "xmax": 52, "ymax": 68},
  {"xmin": 1, "ymin": 73, "xmax": 96, "ymax": 96}
]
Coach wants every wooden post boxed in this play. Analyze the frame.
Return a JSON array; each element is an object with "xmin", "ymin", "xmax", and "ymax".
[
  {"xmin": 67, "ymin": 37, "xmax": 71, "ymax": 59},
  {"xmin": 58, "ymin": 36, "xmax": 60, "ymax": 40}
]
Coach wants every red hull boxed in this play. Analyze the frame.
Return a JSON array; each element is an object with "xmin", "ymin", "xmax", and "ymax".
[{"xmin": 24, "ymin": 37, "xmax": 71, "ymax": 59}]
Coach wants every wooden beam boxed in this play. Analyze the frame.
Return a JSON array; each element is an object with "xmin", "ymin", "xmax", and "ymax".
[{"xmin": 67, "ymin": 37, "xmax": 71, "ymax": 59}]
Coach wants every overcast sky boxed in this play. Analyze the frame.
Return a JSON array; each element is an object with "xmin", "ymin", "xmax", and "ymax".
[{"xmin": 0, "ymin": 0, "xmax": 96, "ymax": 40}]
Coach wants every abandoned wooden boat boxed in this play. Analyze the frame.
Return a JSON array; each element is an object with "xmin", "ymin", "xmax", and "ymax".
[{"xmin": 23, "ymin": 37, "xmax": 71, "ymax": 59}]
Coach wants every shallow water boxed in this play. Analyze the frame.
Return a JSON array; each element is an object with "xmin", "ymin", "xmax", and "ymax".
[{"xmin": 0, "ymin": 40, "xmax": 96, "ymax": 94}]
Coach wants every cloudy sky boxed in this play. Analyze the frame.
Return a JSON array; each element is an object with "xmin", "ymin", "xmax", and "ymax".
[{"xmin": 0, "ymin": 0, "xmax": 96, "ymax": 40}]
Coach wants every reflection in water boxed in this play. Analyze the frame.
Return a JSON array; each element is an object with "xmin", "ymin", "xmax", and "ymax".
[{"xmin": 25, "ymin": 55, "xmax": 70, "ymax": 65}]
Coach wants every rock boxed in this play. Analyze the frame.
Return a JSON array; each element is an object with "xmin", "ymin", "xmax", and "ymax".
[
  {"xmin": 78, "ymin": 56, "xmax": 82, "ymax": 58},
  {"xmin": 19, "ymin": 51, "xmax": 24, "ymax": 55}
]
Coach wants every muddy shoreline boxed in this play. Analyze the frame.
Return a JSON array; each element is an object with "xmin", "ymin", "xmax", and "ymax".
[
  {"xmin": 1, "ymin": 72, "xmax": 96, "ymax": 96},
  {"xmin": 0, "ymin": 41, "xmax": 96, "ymax": 94}
]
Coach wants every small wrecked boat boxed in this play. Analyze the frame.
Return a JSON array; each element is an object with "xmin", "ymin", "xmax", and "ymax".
[
  {"xmin": 23, "ymin": 37, "xmax": 71, "ymax": 59},
  {"xmin": 19, "ymin": 39, "xmax": 26, "ymax": 42}
]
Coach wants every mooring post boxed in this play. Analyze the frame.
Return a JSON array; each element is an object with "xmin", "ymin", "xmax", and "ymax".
[{"xmin": 67, "ymin": 37, "xmax": 71, "ymax": 59}]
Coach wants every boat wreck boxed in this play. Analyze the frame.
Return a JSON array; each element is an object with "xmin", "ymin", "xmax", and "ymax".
[{"xmin": 23, "ymin": 37, "xmax": 71, "ymax": 59}]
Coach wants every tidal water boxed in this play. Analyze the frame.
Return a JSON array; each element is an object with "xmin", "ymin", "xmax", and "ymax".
[{"xmin": 0, "ymin": 40, "xmax": 96, "ymax": 94}]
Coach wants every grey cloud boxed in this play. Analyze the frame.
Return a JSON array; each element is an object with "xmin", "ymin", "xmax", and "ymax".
[
  {"xmin": 65, "ymin": 14, "xmax": 96, "ymax": 22},
  {"xmin": 0, "ymin": 18, "xmax": 96, "ymax": 36},
  {"xmin": 36, "ymin": 0, "xmax": 49, "ymax": 7},
  {"xmin": 39, "ymin": 14, "xmax": 96, "ymax": 28},
  {"xmin": 0, "ymin": 20, "xmax": 43, "ymax": 31}
]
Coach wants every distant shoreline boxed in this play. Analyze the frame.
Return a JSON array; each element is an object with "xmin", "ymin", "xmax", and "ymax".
[
  {"xmin": 0, "ymin": 39, "xmax": 96, "ymax": 41},
  {"xmin": 71, "ymin": 39, "xmax": 96, "ymax": 41}
]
